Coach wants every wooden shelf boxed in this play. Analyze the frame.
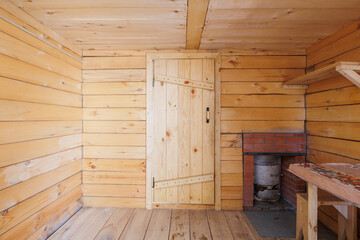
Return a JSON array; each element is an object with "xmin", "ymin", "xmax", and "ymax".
[{"xmin": 283, "ymin": 61, "xmax": 360, "ymax": 89}]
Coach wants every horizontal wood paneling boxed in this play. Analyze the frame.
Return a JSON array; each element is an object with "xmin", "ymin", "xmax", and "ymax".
[
  {"xmin": 0, "ymin": 100, "xmax": 82, "ymax": 121},
  {"xmin": 306, "ymin": 122, "xmax": 360, "ymax": 141},
  {"xmin": 83, "ymin": 121, "xmax": 145, "ymax": 133},
  {"xmin": 83, "ymin": 184, "xmax": 146, "ymax": 198},
  {"xmin": 0, "ymin": 173, "xmax": 81, "ymax": 235},
  {"xmin": 306, "ymin": 105, "xmax": 360, "ymax": 122},
  {"xmin": 83, "ymin": 172, "xmax": 145, "ymax": 184},
  {"xmin": 308, "ymin": 136, "xmax": 360, "ymax": 161},
  {"xmin": 83, "ymin": 159, "xmax": 145, "ymax": 172},
  {"xmin": 0, "ymin": 77, "xmax": 81, "ymax": 107},
  {"xmin": 0, "ymin": 31, "xmax": 81, "ymax": 82},
  {"xmin": 84, "ymin": 146, "xmax": 145, "ymax": 159},
  {"xmin": 83, "ymin": 108, "xmax": 145, "ymax": 121},
  {"xmin": 83, "ymin": 69, "xmax": 145, "ymax": 82},
  {"xmin": 83, "ymin": 57, "xmax": 146, "ymax": 69},
  {"xmin": 221, "ymin": 187, "xmax": 243, "ymax": 199},
  {"xmin": 80, "ymin": 51, "xmax": 307, "ymax": 212},
  {"xmin": 0, "ymin": 7, "xmax": 82, "ymax": 239},
  {"xmin": 0, "ymin": 147, "xmax": 81, "ymax": 189},
  {"xmin": 221, "ymin": 108, "xmax": 305, "ymax": 121},
  {"xmin": 219, "ymin": 54, "xmax": 305, "ymax": 210},
  {"xmin": 0, "ymin": 134, "xmax": 82, "ymax": 167},
  {"xmin": 83, "ymin": 197, "xmax": 145, "ymax": 208},
  {"xmin": 83, "ymin": 95, "xmax": 146, "ymax": 108},
  {"xmin": 221, "ymin": 95, "xmax": 304, "ymax": 108},
  {"xmin": 82, "ymin": 53, "xmax": 146, "ymax": 207},
  {"xmin": 83, "ymin": 82, "xmax": 145, "ymax": 95},
  {"xmin": 0, "ymin": 54, "xmax": 81, "ymax": 94},
  {"xmin": 83, "ymin": 133, "xmax": 145, "ymax": 146},
  {"xmin": 221, "ymin": 121, "xmax": 304, "ymax": 133},
  {"xmin": 221, "ymin": 82, "xmax": 305, "ymax": 95},
  {"xmin": 0, "ymin": 121, "xmax": 81, "ymax": 144},
  {"xmin": 305, "ymin": 24, "xmax": 360, "ymax": 234},
  {"xmin": 0, "ymin": 160, "xmax": 81, "ymax": 213},
  {"xmin": 221, "ymin": 56, "xmax": 306, "ymax": 69},
  {"xmin": 221, "ymin": 69, "xmax": 304, "ymax": 82},
  {"xmin": 307, "ymin": 86, "xmax": 360, "ymax": 107},
  {"xmin": 1, "ymin": 186, "xmax": 82, "ymax": 240}
]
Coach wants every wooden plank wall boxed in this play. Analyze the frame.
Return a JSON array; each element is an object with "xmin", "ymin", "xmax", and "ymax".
[
  {"xmin": 220, "ymin": 52, "xmax": 306, "ymax": 209},
  {"xmin": 81, "ymin": 50, "xmax": 306, "ymax": 210},
  {"xmin": 305, "ymin": 20, "xmax": 360, "ymax": 235},
  {"xmin": 0, "ymin": 3, "xmax": 83, "ymax": 240},
  {"xmin": 82, "ymin": 50, "xmax": 147, "ymax": 208}
]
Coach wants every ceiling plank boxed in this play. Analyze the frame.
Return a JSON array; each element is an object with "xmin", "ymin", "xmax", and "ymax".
[{"xmin": 186, "ymin": 0, "xmax": 210, "ymax": 49}]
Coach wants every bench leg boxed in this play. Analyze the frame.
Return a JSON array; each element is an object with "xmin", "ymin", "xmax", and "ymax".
[
  {"xmin": 337, "ymin": 206, "xmax": 357, "ymax": 240},
  {"xmin": 308, "ymin": 183, "xmax": 318, "ymax": 240}
]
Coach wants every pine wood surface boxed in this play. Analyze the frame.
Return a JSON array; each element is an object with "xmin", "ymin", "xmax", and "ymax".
[
  {"xmin": 0, "ymin": 5, "xmax": 82, "ymax": 240},
  {"xmin": 49, "ymin": 207, "xmax": 276, "ymax": 240}
]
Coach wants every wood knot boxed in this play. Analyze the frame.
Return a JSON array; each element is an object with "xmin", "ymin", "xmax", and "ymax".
[
  {"xmin": 194, "ymin": 148, "xmax": 198, "ymax": 152},
  {"xmin": 184, "ymin": 81, "xmax": 190, "ymax": 84},
  {"xmin": 166, "ymin": 131, "xmax": 170, "ymax": 137},
  {"xmin": 191, "ymin": 89, "xmax": 195, "ymax": 94}
]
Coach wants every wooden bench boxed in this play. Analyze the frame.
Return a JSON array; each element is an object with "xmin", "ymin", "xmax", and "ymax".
[{"xmin": 296, "ymin": 190, "xmax": 357, "ymax": 240}]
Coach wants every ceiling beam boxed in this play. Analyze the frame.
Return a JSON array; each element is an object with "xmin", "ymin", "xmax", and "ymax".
[{"xmin": 186, "ymin": 0, "xmax": 210, "ymax": 49}]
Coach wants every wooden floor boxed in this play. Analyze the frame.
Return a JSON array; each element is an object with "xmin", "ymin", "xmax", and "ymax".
[{"xmin": 49, "ymin": 207, "xmax": 296, "ymax": 240}]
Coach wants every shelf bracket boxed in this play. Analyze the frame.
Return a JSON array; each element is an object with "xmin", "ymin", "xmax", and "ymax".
[{"xmin": 337, "ymin": 69, "xmax": 360, "ymax": 88}]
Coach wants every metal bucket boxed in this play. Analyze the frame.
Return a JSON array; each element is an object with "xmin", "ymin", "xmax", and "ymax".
[{"xmin": 254, "ymin": 155, "xmax": 281, "ymax": 202}]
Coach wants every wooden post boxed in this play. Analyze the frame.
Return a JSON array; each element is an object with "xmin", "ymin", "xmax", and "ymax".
[
  {"xmin": 338, "ymin": 205, "xmax": 357, "ymax": 240},
  {"xmin": 308, "ymin": 183, "xmax": 318, "ymax": 240}
]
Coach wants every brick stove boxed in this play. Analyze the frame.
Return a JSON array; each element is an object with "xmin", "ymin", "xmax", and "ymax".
[{"xmin": 242, "ymin": 133, "xmax": 307, "ymax": 209}]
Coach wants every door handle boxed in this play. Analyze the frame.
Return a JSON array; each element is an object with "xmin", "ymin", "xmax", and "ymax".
[{"xmin": 206, "ymin": 107, "xmax": 210, "ymax": 123}]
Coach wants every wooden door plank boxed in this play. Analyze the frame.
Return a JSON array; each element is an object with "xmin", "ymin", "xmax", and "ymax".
[
  {"xmin": 153, "ymin": 59, "xmax": 168, "ymax": 203},
  {"xmin": 94, "ymin": 208, "xmax": 134, "ymax": 240},
  {"xmin": 189, "ymin": 210, "xmax": 212, "ymax": 240},
  {"xmin": 178, "ymin": 59, "xmax": 191, "ymax": 204},
  {"xmin": 190, "ymin": 59, "xmax": 203, "ymax": 204},
  {"xmin": 202, "ymin": 58, "xmax": 215, "ymax": 204},
  {"xmin": 119, "ymin": 209, "xmax": 152, "ymax": 240},
  {"xmin": 144, "ymin": 209, "xmax": 171, "ymax": 240},
  {"xmin": 48, "ymin": 207, "xmax": 95, "ymax": 240},
  {"xmin": 169, "ymin": 209, "xmax": 190, "ymax": 240},
  {"xmin": 223, "ymin": 211, "xmax": 256, "ymax": 240},
  {"xmin": 68, "ymin": 208, "xmax": 115, "ymax": 240},
  {"xmin": 206, "ymin": 210, "xmax": 234, "ymax": 240},
  {"xmin": 166, "ymin": 59, "xmax": 179, "ymax": 203}
]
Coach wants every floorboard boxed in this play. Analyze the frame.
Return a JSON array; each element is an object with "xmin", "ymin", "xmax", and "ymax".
[
  {"xmin": 206, "ymin": 210, "xmax": 234, "ymax": 240},
  {"xmin": 144, "ymin": 209, "xmax": 171, "ymax": 240},
  {"xmin": 224, "ymin": 211, "xmax": 256, "ymax": 240},
  {"xmin": 169, "ymin": 209, "xmax": 190, "ymax": 240},
  {"xmin": 189, "ymin": 210, "xmax": 212, "ymax": 240},
  {"xmin": 94, "ymin": 208, "xmax": 134, "ymax": 240},
  {"xmin": 119, "ymin": 208, "xmax": 153, "ymax": 240},
  {"xmin": 50, "ymin": 207, "xmax": 264, "ymax": 240}
]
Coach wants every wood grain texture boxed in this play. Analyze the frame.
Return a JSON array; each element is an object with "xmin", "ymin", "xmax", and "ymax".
[
  {"xmin": 305, "ymin": 26, "xmax": 360, "ymax": 234},
  {"xmin": 51, "ymin": 207, "xmax": 259, "ymax": 239},
  {"xmin": 0, "ymin": 8, "xmax": 82, "ymax": 239},
  {"xmin": 186, "ymin": 0, "xmax": 210, "ymax": 49}
]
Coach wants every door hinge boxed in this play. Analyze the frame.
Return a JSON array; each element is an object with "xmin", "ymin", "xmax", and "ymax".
[
  {"xmin": 152, "ymin": 177, "xmax": 155, "ymax": 188},
  {"xmin": 206, "ymin": 107, "xmax": 210, "ymax": 123}
]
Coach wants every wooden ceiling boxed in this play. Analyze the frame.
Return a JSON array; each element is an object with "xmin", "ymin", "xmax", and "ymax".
[{"xmin": 8, "ymin": 0, "xmax": 360, "ymax": 51}]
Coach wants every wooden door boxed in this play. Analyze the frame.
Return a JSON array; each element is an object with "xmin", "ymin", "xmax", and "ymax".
[{"xmin": 151, "ymin": 58, "xmax": 215, "ymax": 205}]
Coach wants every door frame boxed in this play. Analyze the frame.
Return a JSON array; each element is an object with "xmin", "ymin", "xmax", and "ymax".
[{"xmin": 146, "ymin": 52, "xmax": 221, "ymax": 210}]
